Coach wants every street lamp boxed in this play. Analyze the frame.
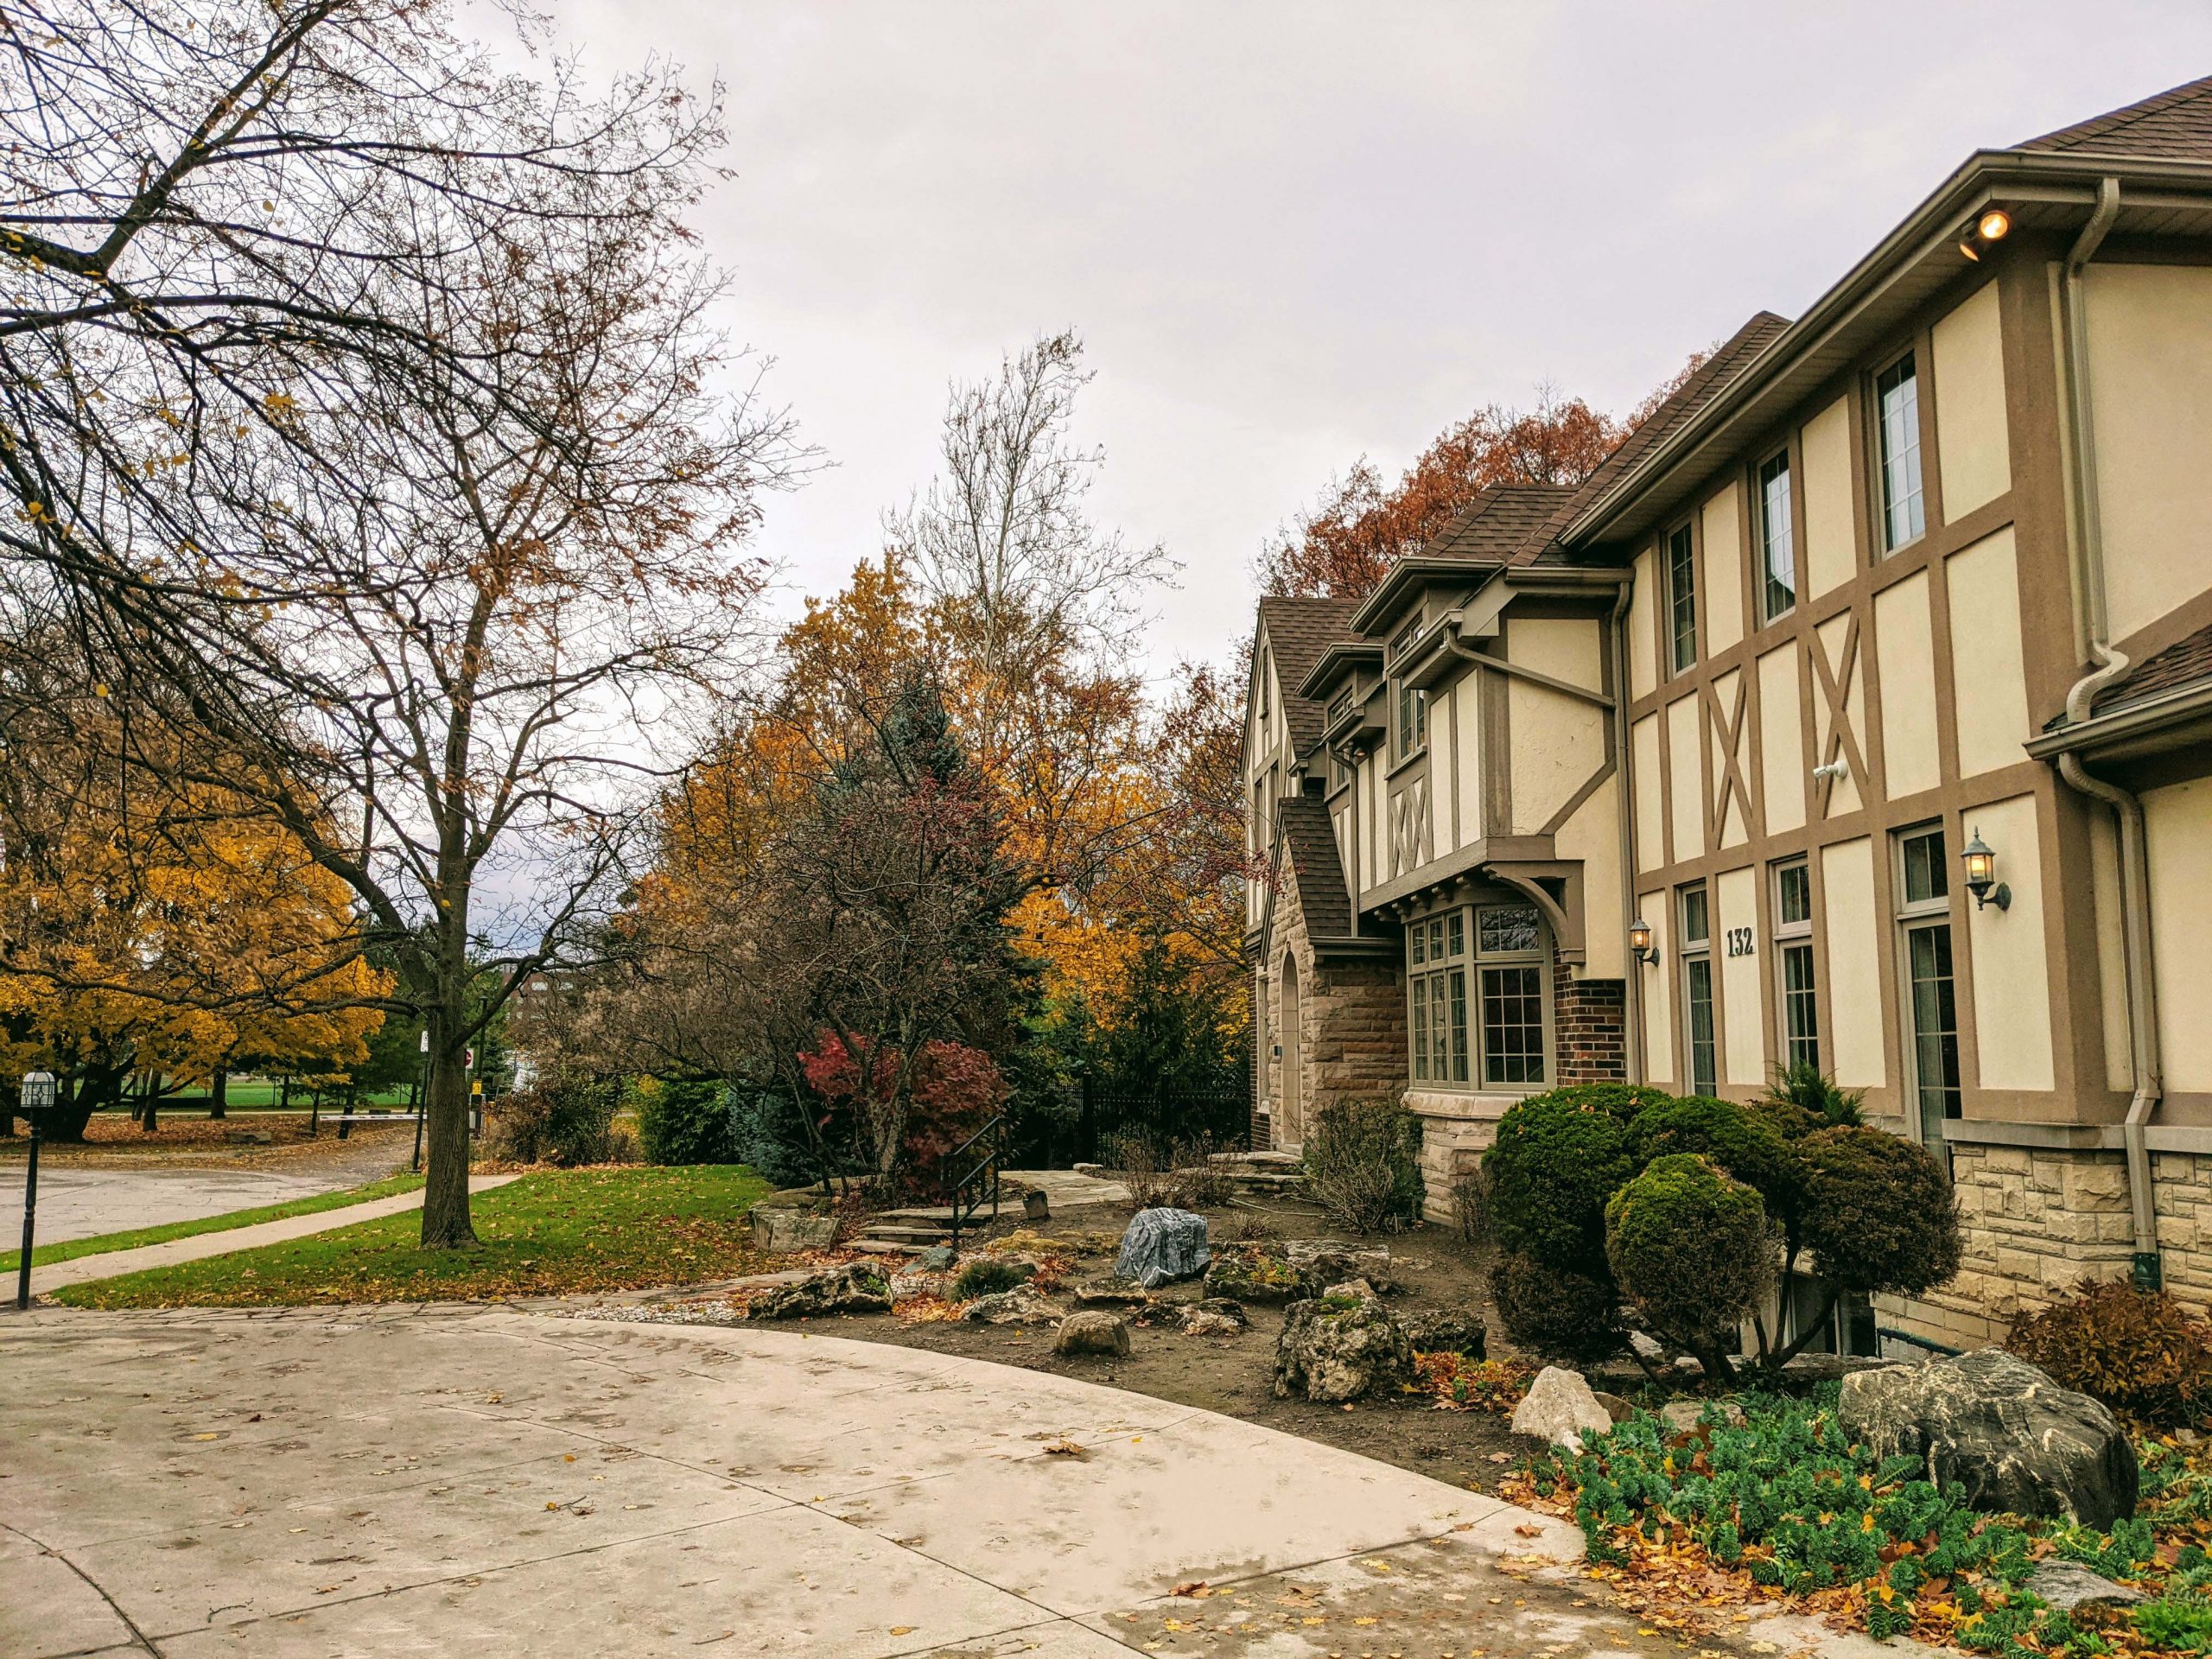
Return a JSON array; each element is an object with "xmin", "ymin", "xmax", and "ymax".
[{"xmin": 16, "ymin": 1071, "xmax": 56, "ymax": 1310}]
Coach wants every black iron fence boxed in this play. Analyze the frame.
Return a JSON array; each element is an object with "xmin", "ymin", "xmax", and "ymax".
[{"xmin": 1059, "ymin": 1077, "xmax": 1249, "ymax": 1167}]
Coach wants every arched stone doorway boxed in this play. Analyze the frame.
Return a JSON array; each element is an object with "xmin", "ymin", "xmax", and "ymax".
[{"xmin": 1278, "ymin": 950, "xmax": 1303, "ymax": 1148}]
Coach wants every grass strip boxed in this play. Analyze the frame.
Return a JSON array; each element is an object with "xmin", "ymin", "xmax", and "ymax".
[
  {"xmin": 1, "ymin": 1172, "xmax": 425, "ymax": 1272},
  {"xmin": 54, "ymin": 1165, "xmax": 767, "ymax": 1308}
]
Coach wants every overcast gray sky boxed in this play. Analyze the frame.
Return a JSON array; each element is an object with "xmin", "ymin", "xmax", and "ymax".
[{"xmin": 538, "ymin": 2, "xmax": 2212, "ymax": 688}]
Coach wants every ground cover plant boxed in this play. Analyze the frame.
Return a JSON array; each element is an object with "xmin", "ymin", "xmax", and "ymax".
[
  {"xmin": 1508, "ymin": 1384, "xmax": 2212, "ymax": 1658},
  {"xmin": 54, "ymin": 1166, "xmax": 767, "ymax": 1308},
  {"xmin": 0, "ymin": 1173, "xmax": 423, "ymax": 1273}
]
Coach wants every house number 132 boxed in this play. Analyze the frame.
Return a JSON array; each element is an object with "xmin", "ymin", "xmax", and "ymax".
[{"xmin": 1726, "ymin": 927, "xmax": 1755, "ymax": 958}]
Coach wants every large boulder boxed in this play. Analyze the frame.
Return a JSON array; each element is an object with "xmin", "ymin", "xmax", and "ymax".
[
  {"xmin": 1116, "ymin": 1208, "xmax": 1210, "ymax": 1289},
  {"xmin": 1287, "ymin": 1239, "xmax": 1396, "ymax": 1295},
  {"xmin": 1402, "ymin": 1308, "xmax": 1486, "ymax": 1357},
  {"xmin": 1054, "ymin": 1311, "xmax": 1132, "ymax": 1357},
  {"xmin": 748, "ymin": 1262, "xmax": 893, "ymax": 1319},
  {"xmin": 1838, "ymin": 1348, "xmax": 2139, "ymax": 1527},
  {"xmin": 961, "ymin": 1287, "xmax": 1063, "ymax": 1326},
  {"xmin": 1273, "ymin": 1288, "xmax": 1414, "ymax": 1403},
  {"xmin": 1205, "ymin": 1244, "xmax": 1304, "ymax": 1303},
  {"xmin": 1510, "ymin": 1365, "xmax": 1615, "ymax": 1449}
]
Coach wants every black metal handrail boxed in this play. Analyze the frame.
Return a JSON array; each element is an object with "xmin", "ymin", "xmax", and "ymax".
[{"xmin": 939, "ymin": 1113, "xmax": 1007, "ymax": 1254}]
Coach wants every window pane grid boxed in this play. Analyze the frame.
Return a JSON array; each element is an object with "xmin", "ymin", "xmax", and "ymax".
[
  {"xmin": 1783, "ymin": 941, "xmax": 1820, "ymax": 1070},
  {"xmin": 1686, "ymin": 957, "xmax": 1717, "ymax": 1096},
  {"xmin": 1667, "ymin": 524, "xmax": 1697, "ymax": 672},
  {"xmin": 1481, "ymin": 964, "xmax": 1545, "ymax": 1085},
  {"xmin": 1759, "ymin": 452, "xmax": 1796, "ymax": 620},
  {"xmin": 1907, "ymin": 922, "xmax": 1962, "ymax": 1137},
  {"xmin": 1878, "ymin": 354, "xmax": 1925, "ymax": 550}
]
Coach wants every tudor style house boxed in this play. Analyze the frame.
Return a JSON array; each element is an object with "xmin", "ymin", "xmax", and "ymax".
[{"xmin": 1243, "ymin": 75, "xmax": 2212, "ymax": 1356}]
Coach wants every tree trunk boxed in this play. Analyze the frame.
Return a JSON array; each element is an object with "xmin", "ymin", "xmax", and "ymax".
[
  {"xmin": 419, "ymin": 1025, "xmax": 478, "ymax": 1248},
  {"xmin": 141, "ymin": 1075, "xmax": 158, "ymax": 1135},
  {"xmin": 209, "ymin": 1070, "xmax": 227, "ymax": 1120},
  {"xmin": 45, "ymin": 1072, "xmax": 96, "ymax": 1142}
]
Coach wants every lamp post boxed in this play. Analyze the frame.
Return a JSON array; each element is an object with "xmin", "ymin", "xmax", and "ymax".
[
  {"xmin": 411, "ymin": 1027, "xmax": 429, "ymax": 1174},
  {"xmin": 16, "ymin": 1071, "xmax": 56, "ymax": 1310}
]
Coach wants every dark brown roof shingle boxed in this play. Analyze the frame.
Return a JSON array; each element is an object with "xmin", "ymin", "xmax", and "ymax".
[
  {"xmin": 2022, "ymin": 75, "xmax": 2212, "ymax": 161},
  {"xmin": 1256, "ymin": 594, "xmax": 1360, "ymax": 752},
  {"xmin": 1421, "ymin": 484, "xmax": 1577, "ymax": 564},
  {"xmin": 1276, "ymin": 792, "xmax": 1389, "ymax": 944},
  {"xmin": 1516, "ymin": 310, "xmax": 1793, "ymax": 566},
  {"xmin": 2093, "ymin": 621, "xmax": 2212, "ymax": 716}
]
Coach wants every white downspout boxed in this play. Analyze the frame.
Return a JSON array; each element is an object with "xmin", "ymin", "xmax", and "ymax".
[{"xmin": 2052, "ymin": 176, "xmax": 2165, "ymax": 1286}]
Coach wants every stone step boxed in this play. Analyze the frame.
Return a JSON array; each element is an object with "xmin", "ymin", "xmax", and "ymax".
[
  {"xmin": 861, "ymin": 1225, "xmax": 953, "ymax": 1244},
  {"xmin": 846, "ymin": 1239, "xmax": 923, "ymax": 1255},
  {"xmin": 873, "ymin": 1206, "xmax": 962, "ymax": 1227},
  {"xmin": 1210, "ymin": 1151, "xmax": 1302, "ymax": 1170}
]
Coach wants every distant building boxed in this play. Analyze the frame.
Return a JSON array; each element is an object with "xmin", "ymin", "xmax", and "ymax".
[{"xmin": 1243, "ymin": 76, "xmax": 2212, "ymax": 1356}]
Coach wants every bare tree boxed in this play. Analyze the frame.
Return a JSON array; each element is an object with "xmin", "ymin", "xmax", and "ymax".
[{"xmin": 0, "ymin": 0, "xmax": 798, "ymax": 1245}]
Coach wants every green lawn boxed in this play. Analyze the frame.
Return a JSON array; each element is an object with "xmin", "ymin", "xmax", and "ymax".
[
  {"xmin": 0, "ymin": 1173, "xmax": 423, "ymax": 1274},
  {"xmin": 54, "ymin": 1166, "xmax": 769, "ymax": 1309}
]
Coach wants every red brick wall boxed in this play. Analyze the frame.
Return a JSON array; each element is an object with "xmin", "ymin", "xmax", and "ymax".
[{"xmin": 1554, "ymin": 963, "xmax": 1626, "ymax": 1084}]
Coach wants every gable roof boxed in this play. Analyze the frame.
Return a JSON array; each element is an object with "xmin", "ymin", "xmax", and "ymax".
[
  {"xmin": 1276, "ymin": 793, "xmax": 1391, "ymax": 949},
  {"xmin": 1422, "ymin": 483, "xmax": 1577, "ymax": 564},
  {"xmin": 2023, "ymin": 75, "xmax": 2212, "ymax": 161},
  {"xmin": 1256, "ymin": 594, "xmax": 1359, "ymax": 752},
  {"xmin": 1513, "ymin": 311, "xmax": 1793, "ymax": 567}
]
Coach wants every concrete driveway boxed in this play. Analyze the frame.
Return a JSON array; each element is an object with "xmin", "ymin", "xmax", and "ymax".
[{"xmin": 0, "ymin": 1305, "xmax": 1628, "ymax": 1659}]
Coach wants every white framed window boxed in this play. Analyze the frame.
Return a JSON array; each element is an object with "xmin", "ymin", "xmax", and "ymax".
[
  {"xmin": 1405, "ymin": 899, "xmax": 1550, "ymax": 1090},
  {"xmin": 1893, "ymin": 823, "xmax": 1960, "ymax": 1149},
  {"xmin": 1679, "ymin": 883, "xmax": 1717, "ymax": 1096},
  {"xmin": 1666, "ymin": 521, "xmax": 1697, "ymax": 674},
  {"xmin": 1758, "ymin": 450, "xmax": 1796, "ymax": 622},
  {"xmin": 1390, "ymin": 618, "xmax": 1427, "ymax": 760},
  {"xmin": 1876, "ymin": 353, "xmax": 1926, "ymax": 552},
  {"xmin": 1772, "ymin": 857, "xmax": 1819, "ymax": 1071}
]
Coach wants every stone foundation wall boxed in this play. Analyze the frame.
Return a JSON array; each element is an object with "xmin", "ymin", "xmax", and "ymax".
[
  {"xmin": 1554, "ymin": 967, "xmax": 1626, "ymax": 1084},
  {"xmin": 1878, "ymin": 1141, "xmax": 2212, "ymax": 1354},
  {"xmin": 1253, "ymin": 870, "xmax": 1406, "ymax": 1151}
]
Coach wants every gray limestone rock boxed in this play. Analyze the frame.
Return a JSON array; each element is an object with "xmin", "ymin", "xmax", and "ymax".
[
  {"xmin": 1401, "ymin": 1309, "xmax": 1486, "ymax": 1357},
  {"xmin": 1838, "ymin": 1348, "xmax": 2139, "ymax": 1527},
  {"xmin": 1180, "ymin": 1297, "xmax": 1249, "ymax": 1337},
  {"xmin": 747, "ymin": 1262, "xmax": 892, "ymax": 1319},
  {"xmin": 961, "ymin": 1287, "xmax": 1062, "ymax": 1326},
  {"xmin": 1273, "ymin": 1289, "xmax": 1414, "ymax": 1404},
  {"xmin": 1053, "ymin": 1310, "xmax": 1132, "ymax": 1357},
  {"xmin": 1287, "ymin": 1239, "xmax": 1397, "ymax": 1295},
  {"xmin": 2028, "ymin": 1560, "xmax": 2148, "ymax": 1611},
  {"xmin": 1510, "ymin": 1366, "xmax": 1615, "ymax": 1450},
  {"xmin": 1115, "ymin": 1208, "xmax": 1210, "ymax": 1289}
]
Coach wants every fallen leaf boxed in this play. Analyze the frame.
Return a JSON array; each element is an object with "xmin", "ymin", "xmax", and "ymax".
[
  {"xmin": 1171, "ymin": 1581, "xmax": 1209, "ymax": 1598},
  {"xmin": 888, "ymin": 1628, "xmax": 913, "ymax": 1637},
  {"xmin": 1516, "ymin": 1524, "xmax": 1542, "ymax": 1537},
  {"xmin": 1042, "ymin": 1440, "xmax": 1090, "ymax": 1461}
]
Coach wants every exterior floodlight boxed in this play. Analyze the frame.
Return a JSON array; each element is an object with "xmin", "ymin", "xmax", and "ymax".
[{"xmin": 1977, "ymin": 209, "xmax": 2012, "ymax": 242}]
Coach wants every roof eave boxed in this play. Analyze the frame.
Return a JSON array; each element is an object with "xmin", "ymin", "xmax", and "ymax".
[
  {"xmin": 1347, "ymin": 557, "xmax": 1504, "ymax": 635},
  {"xmin": 1296, "ymin": 640, "xmax": 1383, "ymax": 703},
  {"xmin": 1564, "ymin": 149, "xmax": 2212, "ymax": 549}
]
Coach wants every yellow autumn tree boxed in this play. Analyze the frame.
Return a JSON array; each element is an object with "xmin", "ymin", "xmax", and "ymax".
[{"xmin": 0, "ymin": 671, "xmax": 385, "ymax": 1137}]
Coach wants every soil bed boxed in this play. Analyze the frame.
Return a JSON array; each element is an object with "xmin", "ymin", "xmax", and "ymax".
[{"xmin": 760, "ymin": 1192, "xmax": 1548, "ymax": 1496}]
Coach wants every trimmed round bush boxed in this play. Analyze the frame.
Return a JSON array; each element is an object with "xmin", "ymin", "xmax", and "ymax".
[
  {"xmin": 2005, "ymin": 1280, "xmax": 2212, "ymax": 1427},
  {"xmin": 1630, "ymin": 1094, "xmax": 1803, "ymax": 1222},
  {"xmin": 1524, "ymin": 1083, "xmax": 1680, "ymax": 1124},
  {"xmin": 1606, "ymin": 1153, "xmax": 1774, "ymax": 1350},
  {"xmin": 638, "ymin": 1077, "xmax": 740, "ymax": 1165},
  {"xmin": 1490, "ymin": 1249, "xmax": 1622, "ymax": 1363},
  {"xmin": 1797, "ymin": 1125, "xmax": 1961, "ymax": 1296},
  {"xmin": 1483, "ymin": 1088, "xmax": 1640, "ymax": 1271}
]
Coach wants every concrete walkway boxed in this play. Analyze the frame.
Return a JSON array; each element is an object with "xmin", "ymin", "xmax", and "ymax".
[
  {"xmin": 16, "ymin": 1173, "xmax": 522, "ymax": 1298},
  {"xmin": 0, "ymin": 1305, "xmax": 1611, "ymax": 1658}
]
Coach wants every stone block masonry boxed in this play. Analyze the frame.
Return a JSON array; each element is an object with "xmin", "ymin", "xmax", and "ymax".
[{"xmin": 1878, "ymin": 1141, "xmax": 2212, "ymax": 1354}]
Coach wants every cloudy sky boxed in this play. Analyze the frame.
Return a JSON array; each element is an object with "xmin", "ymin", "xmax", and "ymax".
[{"xmin": 537, "ymin": 2, "xmax": 2212, "ymax": 688}]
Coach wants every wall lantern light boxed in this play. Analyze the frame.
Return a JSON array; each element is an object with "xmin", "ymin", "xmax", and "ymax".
[
  {"xmin": 1628, "ymin": 918, "xmax": 1657, "ymax": 965},
  {"xmin": 1961, "ymin": 827, "xmax": 2012, "ymax": 912}
]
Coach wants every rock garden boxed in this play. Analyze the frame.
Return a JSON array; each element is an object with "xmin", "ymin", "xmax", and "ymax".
[{"xmin": 578, "ymin": 1083, "xmax": 2212, "ymax": 1659}]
